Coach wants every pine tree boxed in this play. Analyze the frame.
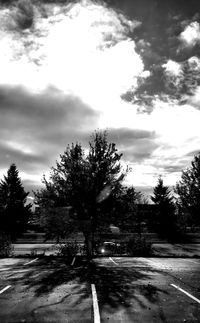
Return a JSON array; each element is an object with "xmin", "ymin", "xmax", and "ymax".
[
  {"xmin": 175, "ymin": 152, "xmax": 200, "ymax": 226},
  {"xmin": 151, "ymin": 176, "xmax": 176, "ymax": 237},
  {"xmin": 0, "ymin": 164, "xmax": 31, "ymax": 240}
]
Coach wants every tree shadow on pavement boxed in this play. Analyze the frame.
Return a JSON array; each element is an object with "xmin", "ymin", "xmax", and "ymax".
[
  {"xmin": 7, "ymin": 257, "xmax": 169, "ymax": 322},
  {"xmin": 89, "ymin": 260, "xmax": 168, "ymax": 321}
]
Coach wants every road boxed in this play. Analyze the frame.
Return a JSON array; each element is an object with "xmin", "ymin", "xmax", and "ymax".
[
  {"xmin": 0, "ymin": 257, "xmax": 200, "ymax": 322},
  {"xmin": 93, "ymin": 257, "xmax": 200, "ymax": 322}
]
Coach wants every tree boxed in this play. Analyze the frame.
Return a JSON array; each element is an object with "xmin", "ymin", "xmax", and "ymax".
[
  {"xmin": 112, "ymin": 186, "xmax": 141, "ymax": 233},
  {"xmin": 34, "ymin": 131, "xmax": 127, "ymax": 259},
  {"xmin": 175, "ymin": 152, "xmax": 200, "ymax": 227},
  {"xmin": 39, "ymin": 206, "xmax": 75, "ymax": 243},
  {"xmin": 151, "ymin": 176, "xmax": 176, "ymax": 237},
  {"xmin": 0, "ymin": 164, "xmax": 32, "ymax": 240}
]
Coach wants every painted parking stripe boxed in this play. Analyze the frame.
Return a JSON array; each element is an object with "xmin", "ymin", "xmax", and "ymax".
[
  {"xmin": 0, "ymin": 285, "xmax": 11, "ymax": 295},
  {"xmin": 171, "ymin": 284, "xmax": 200, "ymax": 304},
  {"xmin": 71, "ymin": 257, "xmax": 76, "ymax": 266},
  {"xmin": 24, "ymin": 258, "xmax": 38, "ymax": 266},
  {"xmin": 109, "ymin": 257, "xmax": 118, "ymax": 265},
  {"xmin": 91, "ymin": 284, "xmax": 101, "ymax": 323}
]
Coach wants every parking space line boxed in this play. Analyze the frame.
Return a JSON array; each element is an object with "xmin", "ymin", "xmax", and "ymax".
[
  {"xmin": 24, "ymin": 258, "xmax": 38, "ymax": 266},
  {"xmin": 171, "ymin": 284, "xmax": 200, "ymax": 304},
  {"xmin": 71, "ymin": 257, "xmax": 76, "ymax": 266},
  {"xmin": 109, "ymin": 257, "xmax": 118, "ymax": 265},
  {"xmin": 91, "ymin": 284, "xmax": 101, "ymax": 323},
  {"xmin": 0, "ymin": 285, "xmax": 11, "ymax": 295}
]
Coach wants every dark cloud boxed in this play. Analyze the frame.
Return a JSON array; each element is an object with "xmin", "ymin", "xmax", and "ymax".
[
  {"xmin": 108, "ymin": 127, "xmax": 158, "ymax": 162},
  {"xmin": 0, "ymin": 85, "xmax": 100, "ymax": 176},
  {"xmin": 0, "ymin": 141, "xmax": 47, "ymax": 172},
  {"xmin": 0, "ymin": 85, "xmax": 96, "ymax": 125},
  {"xmin": 162, "ymin": 164, "xmax": 184, "ymax": 174},
  {"xmin": 23, "ymin": 179, "xmax": 43, "ymax": 196},
  {"xmin": 108, "ymin": 127, "xmax": 155, "ymax": 143},
  {"xmin": 147, "ymin": 155, "xmax": 192, "ymax": 176},
  {"xmin": 14, "ymin": 0, "xmax": 34, "ymax": 30},
  {"xmin": 122, "ymin": 140, "xmax": 159, "ymax": 162},
  {"xmin": 186, "ymin": 149, "xmax": 200, "ymax": 157},
  {"xmin": 105, "ymin": 0, "xmax": 200, "ymax": 106}
]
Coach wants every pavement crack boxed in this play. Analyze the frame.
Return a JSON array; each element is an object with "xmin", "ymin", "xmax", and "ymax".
[{"xmin": 31, "ymin": 293, "xmax": 71, "ymax": 317}]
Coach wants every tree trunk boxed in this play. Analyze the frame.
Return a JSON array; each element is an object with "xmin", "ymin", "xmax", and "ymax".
[{"xmin": 84, "ymin": 232, "xmax": 93, "ymax": 261}]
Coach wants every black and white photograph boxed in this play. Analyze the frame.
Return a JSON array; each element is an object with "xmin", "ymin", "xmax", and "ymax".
[{"xmin": 0, "ymin": 0, "xmax": 200, "ymax": 321}]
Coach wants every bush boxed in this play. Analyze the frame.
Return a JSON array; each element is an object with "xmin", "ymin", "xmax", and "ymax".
[
  {"xmin": 126, "ymin": 235, "xmax": 152, "ymax": 256},
  {"xmin": 57, "ymin": 241, "xmax": 80, "ymax": 259},
  {"xmin": 0, "ymin": 233, "xmax": 13, "ymax": 257}
]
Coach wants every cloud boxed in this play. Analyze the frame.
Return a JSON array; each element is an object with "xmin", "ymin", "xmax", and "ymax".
[
  {"xmin": 11, "ymin": 0, "xmax": 34, "ymax": 30},
  {"xmin": 162, "ymin": 59, "xmax": 184, "ymax": 94},
  {"xmin": 161, "ymin": 56, "xmax": 200, "ymax": 100},
  {"xmin": 179, "ymin": 21, "xmax": 200, "ymax": 47},
  {"xmin": 163, "ymin": 60, "xmax": 182, "ymax": 77},
  {"xmin": 0, "ymin": 0, "xmax": 146, "ymax": 106},
  {"xmin": 121, "ymin": 98, "xmax": 200, "ymax": 188},
  {"xmin": 1, "ymin": 0, "xmax": 200, "ymax": 197},
  {"xmin": 0, "ymin": 140, "xmax": 46, "ymax": 171},
  {"xmin": 185, "ymin": 149, "xmax": 200, "ymax": 157},
  {"xmin": 0, "ymin": 0, "xmax": 150, "ymax": 193},
  {"xmin": 108, "ymin": 128, "xmax": 158, "ymax": 162},
  {"xmin": 0, "ymin": 85, "xmax": 99, "ymax": 177},
  {"xmin": 188, "ymin": 86, "xmax": 200, "ymax": 109},
  {"xmin": 108, "ymin": 128, "xmax": 155, "ymax": 143}
]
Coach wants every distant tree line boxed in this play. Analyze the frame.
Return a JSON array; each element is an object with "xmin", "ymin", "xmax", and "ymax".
[{"xmin": 0, "ymin": 130, "xmax": 200, "ymax": 257}]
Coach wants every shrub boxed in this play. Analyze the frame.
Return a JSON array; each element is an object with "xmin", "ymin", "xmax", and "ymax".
[
  {"xmin": 126, "ymin": 235, "xmax": 152, "ymax": 256},
  {"xmin": 0, "ymin": 233, "xmax": 13, "ymax": 257},
  {"xmin": 57, "ymin": 241, "xmax": 80, "ymax": 259}
]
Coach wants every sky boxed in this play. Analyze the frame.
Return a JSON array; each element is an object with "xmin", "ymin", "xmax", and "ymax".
[{"xmin": 0, "ymin": 0, "xmax": 200, "ymax": 201}]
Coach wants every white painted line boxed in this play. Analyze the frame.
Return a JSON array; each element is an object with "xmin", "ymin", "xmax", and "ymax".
[
  {"xmin": 109, "ymin": 257, "xmax": 118, "ymax": 265},
  {"xmin": 71, "ymin": 257, "xmax": 76, "ymax": 266},
  {"xmin": 171, "ymin": 284, "xmax": 200, "ymax": 304},
  {"xmin": 24, "ymin": 258, "xmax": 38, "ymax": 266},
  {"xmin": 0, "ymin": 285, "xmax": 11, "ymax": 295},
  {"xmin": 91, "ymin": 284, "xmax": 101, "ymax": 323}
]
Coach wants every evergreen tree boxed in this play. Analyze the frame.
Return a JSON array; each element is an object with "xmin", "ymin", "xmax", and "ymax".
[
  {"xmin": 175, "ymin": 152, "xmax": 200, "ymax": 226},
  {"xmin": 151, "ymin": 176, "xmax": 176, "ymax": 237},
  {"xmin": 112, "ymin": 186, "xmax": 141, "ymax": 233},
  {"xmin": 0, "ymin": 164, "xmax": 31, "ymax": 240}
]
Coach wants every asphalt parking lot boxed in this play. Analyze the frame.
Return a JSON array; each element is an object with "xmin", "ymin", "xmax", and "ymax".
[{"xmin": 0, "ymin": 257, "xmax": 200, "ymax": 322}]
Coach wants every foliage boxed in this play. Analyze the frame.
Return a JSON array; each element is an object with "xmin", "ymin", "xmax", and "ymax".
[
  {"xmin": 112, "ymin": 186, "xmax": 142, "ymax": 233},
  {"xmin": 34, "ymin": 130, "xmax": 128, "ymax": 259},
  {"xmin": 151, "ymin": 176, "xmax": 177, "ymax": 237},
  {"xmin": 175, "ymin": 152, "xmax": 200, "ymax": 227},
  {"xmin": 57, "ymin": 241, "xmax": 80, "ymax": 259},
  {"xmin": 0, "ymin": 164, "xmax": 32, "ymax": 240},
  {"xmin": 126, "ymin": 235, "xmax": 152, "ymax": 256},
  {"xmin": 38, "ymin": 206, "xmax": 76, "ymax": 243},
  {"xmin": 0, "ymin": 232, "xmax": 13, "ymax": 257}
]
